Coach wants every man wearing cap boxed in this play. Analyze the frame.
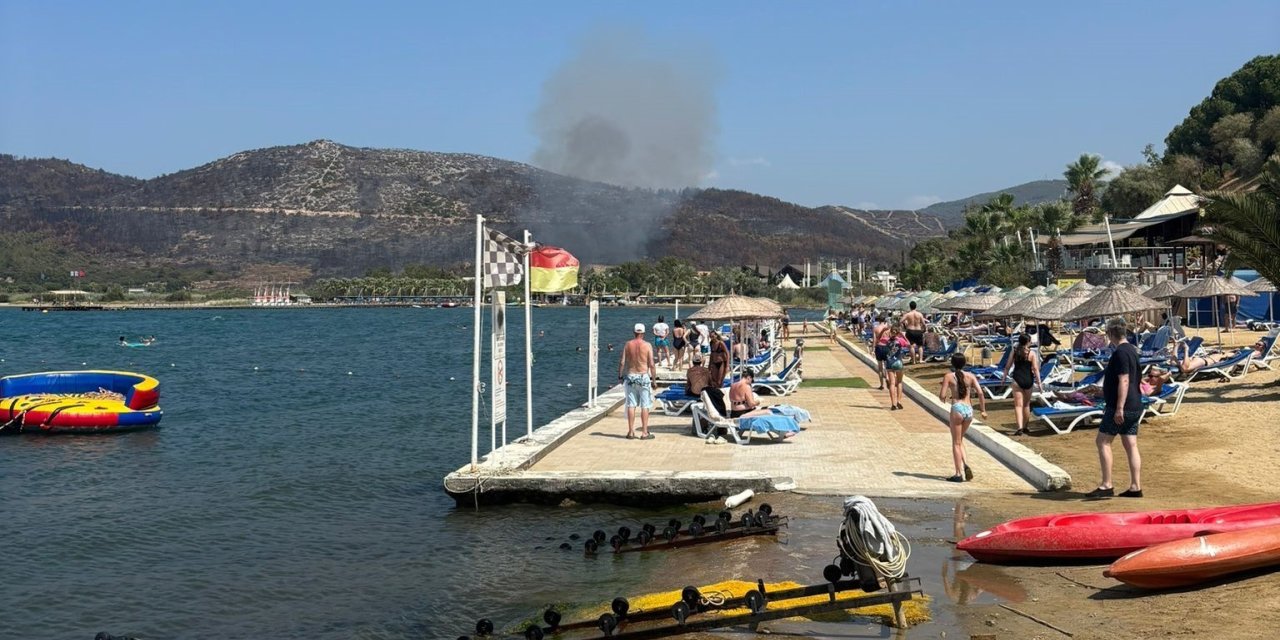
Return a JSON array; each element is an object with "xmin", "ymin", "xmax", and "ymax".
[
  {"xmin": 619, "ymin": 323, "xmax": 658, "ymax": 439},
  {"xmin": 684, "ymin": 353, "xmax": 726, "ymax": 416}
]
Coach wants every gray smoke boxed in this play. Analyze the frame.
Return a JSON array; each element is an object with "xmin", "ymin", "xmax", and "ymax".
[{"xmin": 531, "ymin": 27, "xmax": 719, "ymax": 189}]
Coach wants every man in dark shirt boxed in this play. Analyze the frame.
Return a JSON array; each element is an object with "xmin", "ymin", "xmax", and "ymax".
[
  {"xmin": 685, "ymin": 354, "xmax": 726, "ymax": 415},
  {"xmin": 1087, "ymin": 317, "xmax": 1145, "ymax": 499}
]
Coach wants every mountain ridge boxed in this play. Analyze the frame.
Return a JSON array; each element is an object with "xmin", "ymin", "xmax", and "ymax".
[{"xmin": 1, "ymin": 141, "xmax": 918, "ymax": 279}]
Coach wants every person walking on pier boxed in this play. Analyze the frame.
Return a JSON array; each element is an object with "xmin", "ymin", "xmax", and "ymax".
[
  {"xmin": 902, "ymin": 301, "xmax": 927, "ymax": 365},
  {"xmin": 652, "ymin": 315, "xmax": 671, "ymax": 367},
  {"xmin": 619, "ymin": 323, "xmax": 657, "ymax": 440}
]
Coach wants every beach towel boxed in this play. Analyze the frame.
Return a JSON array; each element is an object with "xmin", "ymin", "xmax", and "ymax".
[
  {"xmin": 769, "ymin": 405, "xmax": 812, "ymax": 423},
  {"xmin": 737, "ymin": 414, "xmax": 800, "ymax": 435}
]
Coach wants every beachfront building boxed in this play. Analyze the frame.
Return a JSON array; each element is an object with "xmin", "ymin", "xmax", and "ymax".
[{"xmin": 1042, "ymin": 185, "xmax": 1216, "ymax": 287}]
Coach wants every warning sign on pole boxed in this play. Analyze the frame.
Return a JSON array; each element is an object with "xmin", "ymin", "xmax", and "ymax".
[
  {"xmin": 588, "ymin": 300, "xmax": 599, "ymax": 407},
  {"xmin": 491, "ymin": 290, "xmax": 507, "ymax": 427}
]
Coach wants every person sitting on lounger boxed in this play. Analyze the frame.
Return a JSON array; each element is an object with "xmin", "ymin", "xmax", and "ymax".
[
  {"xmin": 728, "ymin": 371, "xmax": 772, "ymax": 418},
  {"xmin": 1172, "ymin": 341, "xmax": 1257, "ymax": 374},
  {"xmin": 686, "ymin": 354, "xmax": 727, "ymax": 415}
]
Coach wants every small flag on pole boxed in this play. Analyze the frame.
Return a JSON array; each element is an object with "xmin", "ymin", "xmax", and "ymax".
[
  {"xmin": 529, "ymin": 246, "xmax": 580, "ymax": 293},
  {"xmin": 483, "ymin": 227, "xmax": 526, "ymax": 288}
]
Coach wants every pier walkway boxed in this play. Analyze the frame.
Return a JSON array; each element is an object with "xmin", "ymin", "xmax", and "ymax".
[
  {"xmin": 532, "ymin": 331, "xmax": 1027, "ymax": 498},
  {"xmin": 444, "ymin": 328, "xmax": 1058, "ymax": 505}
]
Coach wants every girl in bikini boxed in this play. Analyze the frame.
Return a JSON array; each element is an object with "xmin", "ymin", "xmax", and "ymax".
[{"xmin": 939, "ymin": 353, "xmax": 987, "ymax": 483}]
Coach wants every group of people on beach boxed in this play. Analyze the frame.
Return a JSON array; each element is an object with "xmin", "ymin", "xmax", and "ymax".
[{"xmin": 616, "ymin": 312, "xmax": 788, "ymax": 440}]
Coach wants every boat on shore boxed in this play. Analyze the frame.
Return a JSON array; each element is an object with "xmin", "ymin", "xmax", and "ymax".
[
  {"xmin": 0, "ymin": 371, "xmax": 163, "ymax": 434},
  {"xmin": 958, "ymin": 502, "xmax": 1280, "ymax": 563},
  {"xmin": 1104, "ymin": 524, "xmax": 1280, "ymax": 589}
]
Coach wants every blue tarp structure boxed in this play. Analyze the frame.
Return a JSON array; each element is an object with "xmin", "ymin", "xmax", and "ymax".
[{"xmin": 1185, "ymin": 270, "xmax": 1277, "ymax": 327}]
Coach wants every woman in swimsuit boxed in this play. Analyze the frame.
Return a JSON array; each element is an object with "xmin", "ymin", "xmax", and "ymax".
[
  {"xmin": 1001, "ymin": 333, "xmax": 1043, "ymax": 436},
  {"xmin": 884, "ymin": 325, "xmax": 910, "ymax": 411},
  {"xmin": 708, "ymin": 332, "xmax": 730, "ymax": 385},
  {"xmin": 728, "ymin": 371, "xmax": 771, "ymax": 418},
  {"xmin": 939, "ymin": 354, "xmax": 987, "ymax": 482},
  {"xmin": 671, "ymin": 319, "xmax": 687, "ymax": 369},
  {"xmin": 1173, "ymin": 340, "xmax": 1260, "ymax": 374},
  {"xmin": 872, "ymin": 316, "xmax": 891, "ymax": 390}
]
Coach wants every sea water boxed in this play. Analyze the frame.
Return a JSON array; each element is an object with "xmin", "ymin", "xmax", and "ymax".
[{"xmin": 0, "ymin": 306, "xmax": 836, "ymax": 638}]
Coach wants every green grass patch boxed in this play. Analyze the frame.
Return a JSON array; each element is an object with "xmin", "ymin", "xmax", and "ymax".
[{"xmin": 801, "ymin": 377, "xmax": 870, "ymax": 389}]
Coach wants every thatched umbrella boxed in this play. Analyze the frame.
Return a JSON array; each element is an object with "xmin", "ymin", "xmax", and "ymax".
[
  {"xmin": 1175, "ymin": 276, "xmax": 1258, "ymax": 344},
  {"xmin": 1144, "ymin": 279, "xmax": 1185, "ymax": 300},
  {"xmin": 980, "ymin": 295, "xmax": 1024, "ymax": 318},
  {"xmin": 1025, "ymin": 287, "xmax": 1096, "ymax": 321},
  {"xmin": 997, "ymin": 293, "xmax": 1054, "ymax": 319},
  {"xmin": 1061, "ymin": 280, "xmax": 1095, "ymax": 295},
  {"xmin": 1247, "ymin": 277, "xmax": 1277, "ymax": 324},
  {"xmin": 948, "ymin": 293, "xmax": 1005, "ymax": 313},
  {"xmin": 1061, "ymin": 286, "xmax": 1165, "ymax": 322},
  {"xmin": 689, "ymin": 295, "xmax": 784, "ymax": 320},
  {"xmin": 1246, "ymin": 277, "xmax": 1276, "ymax": 293}
]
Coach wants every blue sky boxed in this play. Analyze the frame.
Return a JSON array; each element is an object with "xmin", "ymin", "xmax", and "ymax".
[{"xmin": 2, "ymin": 1, "xmax": 1278, "ymax": 209}]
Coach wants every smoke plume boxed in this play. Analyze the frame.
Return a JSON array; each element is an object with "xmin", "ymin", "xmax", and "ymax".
[{"xmin": 531, "ymin": 27, "xmax": 719, "ymax": 189}]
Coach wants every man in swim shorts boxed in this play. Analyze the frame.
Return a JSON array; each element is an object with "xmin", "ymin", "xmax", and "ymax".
[
  {"xmin": 902, "ymin": 301, "xmax": 927, "ymax": 364},
  {"xmin": 652, "ymin": 315, "xmax": 671, "ymax": 367},
  {"xmin": 618, "ymin": 323, "xmax": 657, "ymax": 439}
]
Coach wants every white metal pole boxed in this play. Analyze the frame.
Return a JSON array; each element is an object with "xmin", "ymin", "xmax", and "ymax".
[
  {"xmin": 523, "ymin": 230, "xmax": 533, "ymax": 440},
  {"xmin": 471, "ymin": 214, "xmax": 484, "ymax": 470},
  {"xmin": 1103, "ymin": 214, "xmax": 1118, "ymax": 263}
]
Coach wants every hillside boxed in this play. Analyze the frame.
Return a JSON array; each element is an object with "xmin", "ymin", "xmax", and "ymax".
[
  {"xmin": 0, "ymin": 154, "xmax": 141, "ymax": 206},
  {"xmin": 919, "ymin": 179, "xmax": 1069, "ymax": 226},
  {"xmin": 0, "ymin": 141, "xmax": 910, "ymax": 281},
  {"xmin": 818, "ymin": 206, "xmax": 946, "ymax": 243}
]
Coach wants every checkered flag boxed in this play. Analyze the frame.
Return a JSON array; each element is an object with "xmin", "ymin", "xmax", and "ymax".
[{"xmin": 483, "ymin": 227, "xmax": 526, "ymax": 288}]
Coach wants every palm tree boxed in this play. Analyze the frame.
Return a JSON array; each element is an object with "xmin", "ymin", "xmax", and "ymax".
[
  {"xmin": 1202, "ymin": 158, "xmax": 1280, "ymax": 286},
  {"xmin": 1064, "ymin": 154, "xmax": 1109, "ymax": 222}
]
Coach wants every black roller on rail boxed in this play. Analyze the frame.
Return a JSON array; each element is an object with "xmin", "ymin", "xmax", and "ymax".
[{"xmin": 572, "ymin": 505, "xmax": 782, "ymax": 556}]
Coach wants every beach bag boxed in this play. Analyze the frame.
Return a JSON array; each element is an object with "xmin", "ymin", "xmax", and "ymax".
[{"xmin": 886, "ymin": 340, "xmax": 905, "ymax": 370}]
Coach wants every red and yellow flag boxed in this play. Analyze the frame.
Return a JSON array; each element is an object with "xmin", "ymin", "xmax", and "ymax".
[{"xmin": 529, "ymin": 246, "xmax": 579, "ymax": 293}]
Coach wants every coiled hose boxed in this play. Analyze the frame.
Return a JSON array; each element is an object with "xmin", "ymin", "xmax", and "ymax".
[{"xmin": 838, "ymin": 496, "xmax": 910, "ymax": 579}]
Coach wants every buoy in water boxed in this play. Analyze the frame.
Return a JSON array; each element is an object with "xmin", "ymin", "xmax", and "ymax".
[{"xmin": 347, "ymin": 371, "xmax": 353, "ymax": 375}]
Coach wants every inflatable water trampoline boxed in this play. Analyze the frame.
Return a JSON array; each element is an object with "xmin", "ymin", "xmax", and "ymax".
[{"xmin": 0, "ymin": 371, "xmax": 163, "ymax": 434}]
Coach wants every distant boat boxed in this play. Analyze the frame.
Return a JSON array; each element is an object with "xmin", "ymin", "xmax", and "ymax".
[{"xmin": 439, "ymin": 301, "xmax": 459, "ymax": 308}]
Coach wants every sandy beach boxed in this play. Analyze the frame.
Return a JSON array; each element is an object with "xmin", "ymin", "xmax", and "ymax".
[{"xmin": 888, "ymin": 327, "xmax": 1280, "ymax": 639}]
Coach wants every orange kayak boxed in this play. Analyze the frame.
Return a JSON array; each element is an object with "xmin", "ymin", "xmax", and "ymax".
[{"xmin": 1104, "ymin": 524, "xmax": 1280, "ymax": 589}]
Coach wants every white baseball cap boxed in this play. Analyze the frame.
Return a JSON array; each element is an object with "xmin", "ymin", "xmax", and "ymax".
[{"xmin": 634, "ymin": 323, "xmax": 645, "ymax": 333}]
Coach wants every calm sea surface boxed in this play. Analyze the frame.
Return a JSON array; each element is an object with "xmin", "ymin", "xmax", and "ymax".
[
  {"xmin": 4, "ymin": 305, "xmax": 994, "ymax": 640},
  {"xmin": 2, "ymin": 305, "xmax": 858, "ymax": 639}
]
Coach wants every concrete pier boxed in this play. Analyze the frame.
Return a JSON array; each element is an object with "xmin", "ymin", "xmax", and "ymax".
[{"xmin": 443, "ymin": 328, "xmax": 1069, "ymax": 506}]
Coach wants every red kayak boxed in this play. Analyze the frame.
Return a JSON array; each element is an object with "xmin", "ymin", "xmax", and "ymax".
[
  {"xmin": 957, "ymin": 502, "xmax": 1280, "ymax": 563},
  {"xmin": 1104, "ymin": 524, "xmax": 1280, "ymax": 589}
]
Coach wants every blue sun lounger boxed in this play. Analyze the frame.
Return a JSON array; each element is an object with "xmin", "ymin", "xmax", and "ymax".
[
  {"xmin": 1178, "ymin": 347, "xmax": 1255, "ymax": 383},
  {"xmin": 1031, "ymin": 395, "xmax": 1156, "ymax": 435},
  {"xmin": 752, "ymin": 357, "xmax": 803, "ymax": 396},
  {"xmin": 656, "ymin": 380, "xmax": 730, "ymax": 416}
]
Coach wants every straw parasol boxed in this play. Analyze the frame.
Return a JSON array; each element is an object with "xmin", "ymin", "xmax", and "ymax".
[
  {"xmin": 1246, "ymin": 277, "xmax": 1276, "ymax": 293},
  {"xmin": 689, "ymin": 295, "xmax": 784, "ymax": 320},
  {"xmin": 1144, "ymin": 279, "xmax": 1185, "ymax": 300},
  {"xmin": 1175, "ymin": 276, "xmax": 1257, "ymax": 344},
  {"xmin": 1061, "ymin": 280, "xmax": 1094, "ymax": 295},
  {"xmin": 1060, "ymin": 285, "xmax": 1165, "ymax": 322},
  {"xmin": 1025, "ymin": 286, "xmax": 1096, "ymax": 321},
  {"xmin": 948, "ymin": 293, "xmax": 1005, "ymax": 313},
  {"xmin": 980, "ymin": 295, "xmax": 1025, "ymax": 318},
  {"xmin": 996, "ymin": 293, "xmax": 1054, "ymax": 319}
]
